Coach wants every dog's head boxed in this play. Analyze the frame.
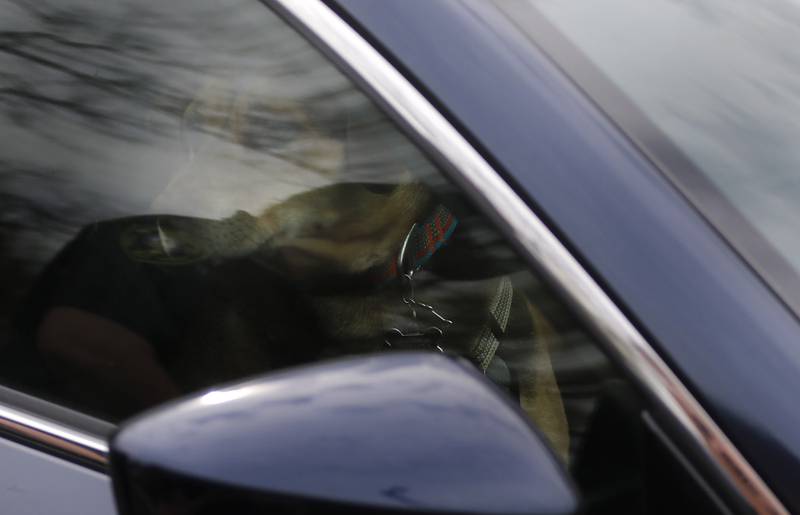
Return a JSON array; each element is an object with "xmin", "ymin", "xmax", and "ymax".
[{"xmin": 256, "ymin": 182, "xmax": 434, "ymax": 283}]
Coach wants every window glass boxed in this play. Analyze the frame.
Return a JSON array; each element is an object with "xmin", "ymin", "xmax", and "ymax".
[{"xmin": 0, "ymin": 1, "xmax": 724, "ymax": 512}]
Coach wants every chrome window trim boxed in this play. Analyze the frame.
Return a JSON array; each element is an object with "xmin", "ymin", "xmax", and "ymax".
[
  {"xmin": 0, "ymin": 402, "xmax": 108, "ymax": 467},
  {"xmin": 269, "ymin": 1, "xmax": 787, "ymax": 514}
]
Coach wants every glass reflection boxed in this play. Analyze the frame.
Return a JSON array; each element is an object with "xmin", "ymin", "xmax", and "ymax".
[
  {"xmin": 0, "ymin": 0, "xmax": 417, "ymax": 418},
  {"xmin": 0, "ymin": 1, "xmax": 621, "ymax": 486}
]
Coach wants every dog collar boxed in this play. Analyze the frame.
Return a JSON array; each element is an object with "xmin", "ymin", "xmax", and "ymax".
[{"xmin": 374, "ymin": 204, "xmax": 458, "ymax": 284}]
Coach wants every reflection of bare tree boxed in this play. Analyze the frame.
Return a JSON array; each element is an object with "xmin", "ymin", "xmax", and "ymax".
[
  {"xmin": 0, "ymin": 157, "xmax": 124, "ymax": 340},
  {"xmin": 0, "ymin": 0, "xmax": 348, "ymax": 172},
  {"xmin": 0, "ymin": 160, "xmax": 119, "ymax": 235},
  {"xmin": 0, "ymin": 0, "xmax": 425, "ymax": 186},
  {"xmin": 0, "ymin": 0, "xmax": 360, "ymax": 147},
  {"xmin": 0, "ymin": 1, "xmax": 206, "ymax": 142},
  {"xmin": 0, "ymin": 0, "xmax": 432, "ymax": 350},
  {"xmin": 0, "ymin": 0, "xmax": 231, "ymax": 342}
]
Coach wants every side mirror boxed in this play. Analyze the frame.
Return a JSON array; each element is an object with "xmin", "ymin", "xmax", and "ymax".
[{"xmin": 110, "ymin": 353, "xmax": 578, "ymax": 515}]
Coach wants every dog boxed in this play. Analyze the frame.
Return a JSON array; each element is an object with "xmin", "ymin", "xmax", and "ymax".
[
  {"xmin": 175, "ymin": 180, "xmax": 570, "ymax": 461},
  {"xmin": 20, "ymin": 77, "xmax": 570, "ymax": 460}
]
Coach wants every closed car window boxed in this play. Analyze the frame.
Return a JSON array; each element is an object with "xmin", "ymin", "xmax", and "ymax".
[{"xmin": 0, "ymin": 1, "xmax": 725, "ymax": 513}]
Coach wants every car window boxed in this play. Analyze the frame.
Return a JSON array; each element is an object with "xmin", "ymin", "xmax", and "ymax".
[{"xmin": 0, "ymin": 1, "xmax": 727, "ymax": 512}]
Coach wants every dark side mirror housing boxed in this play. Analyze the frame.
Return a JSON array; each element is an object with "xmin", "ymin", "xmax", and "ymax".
[{"xmin": 109, "ymin": 353, "xmax": 578, "ymax": 515}]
